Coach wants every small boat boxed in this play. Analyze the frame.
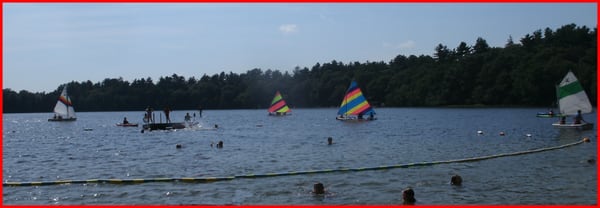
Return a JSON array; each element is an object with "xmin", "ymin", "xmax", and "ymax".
[
  {"xmin": 536, "ymin": 112, "xmax": 563, "ymax": 118},
  {"xmin": 268, "ymin": 91, "xmax": 292, "ymax": 116},
  {"xmin": 48, "ymin": 87, "xmax": 77, "ymax": 122},
  {"xmin": 551, "ymin": 71, "xmax": 594, "ymax": 130},
  {"xmin": 116, "ymin": 123, "xmax": 139, "ymax": 127},
  {"xmin": 336, "ymin": 81, "xmax": 376, "ymax": 121}
]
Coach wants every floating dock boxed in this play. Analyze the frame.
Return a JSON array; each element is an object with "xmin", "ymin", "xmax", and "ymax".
[{"xmin": 142, "ymin": 122, "xmax": 186, "ymax": 130}]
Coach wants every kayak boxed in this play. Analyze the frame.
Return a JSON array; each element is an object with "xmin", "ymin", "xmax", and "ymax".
[{"xmin": 116, "ymin": 123, "xmax": 139, "ymax": 127}]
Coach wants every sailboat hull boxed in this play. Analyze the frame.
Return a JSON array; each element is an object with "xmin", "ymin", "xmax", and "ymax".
[
  {"xmin": 336, "ymin": 116, "xmax": 377, "ymax": 121},
  {"xmin": 552, "ymin": 122, "xmax": 594, "ymax": 130},
  {"xmin": 268, "ymin": 112, "xmax": 291, "ymax": 116},
  {"xmin": 48, "ymin": 118, "xmax": 77, "ymax": 122},
  {"xmin": 536, "ymin": 113, "xmax": 564, "ymax": 118}
]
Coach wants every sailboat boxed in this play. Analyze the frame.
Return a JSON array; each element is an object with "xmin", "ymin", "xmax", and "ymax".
[
  {"xmin": 268, "ymin": 91, "xmax": 291, "ymax": 116},
  {"xmin": 336, "ymin": 81, "xmax": 376, "ymax": 121},
  {"xmin": 48, "ymin": 87, "xmax": 77, "ymax": 122},
  {"xmin": 551, "ymin": 71, "xmax": 593, "ymax": 130}
]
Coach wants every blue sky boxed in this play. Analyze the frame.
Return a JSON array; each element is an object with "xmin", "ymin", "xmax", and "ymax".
[{"xmin": 3, "ymin": 3, "xmax": 597, "ymax": 93}]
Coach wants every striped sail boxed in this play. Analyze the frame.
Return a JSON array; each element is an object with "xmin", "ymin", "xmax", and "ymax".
[
  {"xmin": 337, "ymin": 81, "xmax": 375, "ymax": 116},
  {"xmin": 54, "ymin": 87, "xmax": 76, "ymax": 119},
  {"xmin": 557, "ymin": 71, "xmax": 592, "ymax": 116},
  {"xmin": 268, "ymin": 91, "xmax": 291, "ymax": 114}
]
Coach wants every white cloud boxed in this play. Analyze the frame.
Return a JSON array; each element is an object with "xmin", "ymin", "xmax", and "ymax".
[
  {"xmin": 383, "ymin": 40, "xmax": 416, "ymax": 49},
  {"xmin": 279, "ymin": 24, "xmax": 298, "ymax": 34},
  {"xmin": 398, "ymin": 40, "xmax": 416, "ymax": 49}
]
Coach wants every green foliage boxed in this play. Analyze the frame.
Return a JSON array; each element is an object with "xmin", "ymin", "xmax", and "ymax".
[{"xmin": 3, "ymin": 24, "xmax": 597, "ymax": 113}]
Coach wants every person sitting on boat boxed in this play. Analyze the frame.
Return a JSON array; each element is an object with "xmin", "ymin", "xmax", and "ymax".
[
  {"xmin": 184, "ymin": 113, "xmax": 191, "ymax": 122},
  {"xmin": 358, "ymin": 113, "xmax": 364, "ymax": 120},
  {"xmin": 574, "ymin": 110, "xmax": 583, "ymax": 124},
  {"xmin": 368, "ymin": 112, "xmax": 375, "ymax": 120},
  {"xmin": 123, "ymin": 117, "xmax": 129, "ymax": 124},
  {"xmin": 548, "ymin": 109, "xmax": 554, "ymax": 116},
  {"xmin": 559, "ymin": 116, "xmax": 566, "ymax": 124}
]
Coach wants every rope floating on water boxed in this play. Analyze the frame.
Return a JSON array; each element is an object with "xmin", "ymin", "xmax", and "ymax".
[{"xmin": 3, "ymin": 138, "xmax": 590, "ymax": 187}]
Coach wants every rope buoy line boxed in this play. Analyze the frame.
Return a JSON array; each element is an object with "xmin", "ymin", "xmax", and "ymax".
[{"xmin": 3, "ymin": 138, "xmax": 589, "ymax": 187}]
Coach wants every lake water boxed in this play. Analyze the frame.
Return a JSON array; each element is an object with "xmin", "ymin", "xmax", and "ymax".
[{"xmin": 2, "ymin": 108, "xmax": 597, "ymax": 205}]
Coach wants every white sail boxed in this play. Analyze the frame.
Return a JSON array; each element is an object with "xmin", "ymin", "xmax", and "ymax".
[
  {"xmin": 557, "ymin": 71, "xmax": 592, "ymax": 116},
  {"xmin": 53, "ymin": 87, "xmax": 76, "ymax": 119}
]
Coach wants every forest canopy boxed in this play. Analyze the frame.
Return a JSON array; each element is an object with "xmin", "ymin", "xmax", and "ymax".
[{"xmin": 3, "ymin": 24, "xmax": 597, "ymax": 113}]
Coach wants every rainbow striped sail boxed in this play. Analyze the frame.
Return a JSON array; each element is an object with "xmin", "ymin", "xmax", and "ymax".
[
  {"xmin": 337, "ymin": 81, "xmax": 375, "ymax": 120},
  {"xmin": 268, "ymin": 91, "xmax": 291, "ymax": 115}
]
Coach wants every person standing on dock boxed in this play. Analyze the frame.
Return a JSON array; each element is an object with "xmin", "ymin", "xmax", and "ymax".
[
  {"xmin": 164, "ymin": 106, "xmax": 171, "ymax": 123},
  {"xmin": 184, "ymin": 113, "xmax": 191, "ymax": 122},
  {"xmin": 145, "ymin": 106, "xmax": 154, "ymax": 123}
]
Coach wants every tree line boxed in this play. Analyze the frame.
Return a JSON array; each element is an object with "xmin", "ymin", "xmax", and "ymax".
[{"xmin": 3, "ymin": 23, "xmax": 596, "ymax": 113}]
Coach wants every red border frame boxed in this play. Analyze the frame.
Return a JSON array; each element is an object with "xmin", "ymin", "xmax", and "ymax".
[{"xmin": 0, "ymin": 1, "xmax": 597, "ymax": 208}]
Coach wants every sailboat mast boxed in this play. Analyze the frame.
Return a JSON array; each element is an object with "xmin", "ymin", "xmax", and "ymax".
[
  {"xmin": 555, "ymin": 84, "xmax": 560, "ymax": 115},
  {"xmin": 65, "ymin": 88, "xmax": 70, "ymax": 118}
]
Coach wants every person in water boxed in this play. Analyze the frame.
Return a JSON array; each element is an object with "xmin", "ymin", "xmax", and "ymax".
[
  {"xmin": 451, "ymin": 175, "xmax": 462, "ymax": 186},
  {"xmin": 327, "ymin": 137, "xmax": 333, "ymax": 145},
  {"xmin": 402, "ymin": 188, "xmax": 416, "ymax": 205},
  {"xmin": 313, "ymin": 182, "xmax": 325, "ymax": 194},
  {"xmin": 123, "ymin": 117, "xmax": 129, "ymax": 124}
]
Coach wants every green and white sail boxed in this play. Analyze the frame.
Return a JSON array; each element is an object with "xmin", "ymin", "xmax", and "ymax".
[{"xmin": 557, "ymin": 71, "xmax": 592, "ymax": 116}]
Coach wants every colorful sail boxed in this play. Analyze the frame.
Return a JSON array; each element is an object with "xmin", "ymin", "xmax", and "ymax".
[
  {"xmin": 557, "ymin": 71, "xmax": 592, "ymax": 116},
  {"xmin": 268, "ymin": 91, "xmax": 291, "ymax": 114},
  {"xmin": 337, "ymin": 81, "xmax": 375, "ymax": 116},
  {"xmin": 53, "ymin": 87, "xmax": 76, "ymax": 119}
]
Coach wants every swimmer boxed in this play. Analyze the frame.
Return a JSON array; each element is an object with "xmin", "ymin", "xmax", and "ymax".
[
  {"xmin": 451, "ymin": 174, "xmax": 462, "ymax": 186},
  {"xmin": 402, "ymin": 188, "xmax": 416, "ymax": 205},
  {"xmin": 313, "ymin": 182, "xmax": 325, "ymax": 195},
  {"xmin": 327, "ymin": 137, "xmax": 333, "ymax": 145}
]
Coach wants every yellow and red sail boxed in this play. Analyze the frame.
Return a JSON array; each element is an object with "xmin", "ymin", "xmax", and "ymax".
[{"xmin": 268, "ymin": 91, "xmax": 291, "ymax": 114}]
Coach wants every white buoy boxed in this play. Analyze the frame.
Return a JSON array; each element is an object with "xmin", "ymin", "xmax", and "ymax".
[
  {"xmin": 477, "ymin": 130, "xmax": 483, "ymax": 135},
  {"xmin": 499, "ymin": 131, "xmax": 505, "ymax": 136},
  {"xmin": 525, "ymin": 134, "xmax": 532, "ymax": 137}
]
